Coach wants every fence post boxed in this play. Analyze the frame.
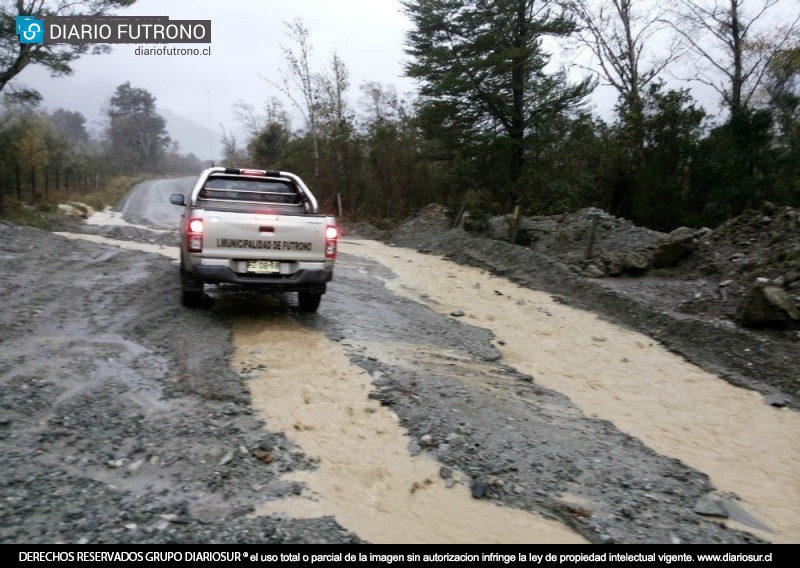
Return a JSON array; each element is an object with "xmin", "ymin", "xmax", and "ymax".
[
  {"xmin": 15, "ymin": 163, "xmax": 21, "ymax": 201},
  {"xmin": 584, "ymin": 212, "xmax": 600, "ymax": 261},
  {"xmin": 44, "ymin": 166, "xmax": 49, "ymax": 201},
  {"xmin": 451, "ymin": 201, "xmax": 467, "ymax": 229},
  {"xmin": 509, "ymin": 205, "xmax": 521, "ymax": 244},
  {"xmin": 31, "ymin": 165, "xmax": 37, "ymax": 203}
]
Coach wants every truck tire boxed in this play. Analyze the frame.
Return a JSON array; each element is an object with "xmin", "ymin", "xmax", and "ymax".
[
  {"xmin": 182, "ymin": 289, "xmax": 203, "ymax": 308},
  {"xmin": 297, "ymin": 291, "xmax": 322, "ymax": 313},
  {"xmin": 180, "ymin": 263, "xmax": 204, "ymax": 308}
]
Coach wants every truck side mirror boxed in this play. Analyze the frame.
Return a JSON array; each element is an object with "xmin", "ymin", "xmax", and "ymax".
[{"xmin": 169, "ymin": 193, "xmax": 186, "ymax": 206}]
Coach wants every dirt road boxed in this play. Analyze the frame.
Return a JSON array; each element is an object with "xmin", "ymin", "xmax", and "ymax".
[{"xmin": 1, "ymin": 178, "xmax": 798, "ymax": 544}]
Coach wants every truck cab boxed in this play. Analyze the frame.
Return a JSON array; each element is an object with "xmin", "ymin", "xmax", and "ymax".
[{"xmin": 169, "ymin": 167, "xmax": 338, "ymax": 311}]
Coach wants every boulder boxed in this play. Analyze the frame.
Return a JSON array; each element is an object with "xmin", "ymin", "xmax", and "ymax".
[
  {"xmin": 737, "ymin": 283, "xmax": 800, "ymax": 327},
  {"xmin": 623, "ymin": 251, "xmax": 651, "ymax": 272},
  {"xmin": 652, "ymin": 226, "xmax": 697, "ymax": 267}
]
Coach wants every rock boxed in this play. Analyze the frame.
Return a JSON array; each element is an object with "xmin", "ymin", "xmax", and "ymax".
[
  {"xmin": 652, "ymin": 227, "xmax": 697, "ymax": 268},
  {"xmin": 695, "ymin": 227, "xmax": 713, "ymax": 239},
  {"xmin": 450, "ymin": 310, "xmax": 465, "ymax": 317},
  {"xmin": 623, "ymin": 252, "xmax": 651, "ymax": 272},
  {"xmin": 763, "ymin": 394, "xmax": 788, "ymax": 408},
  {"xmin": 737, "ymin": 284, "xmax": 800, "ymax": 327},
  {"xmin": 471, "ymin": 482, "xmax": 488, "ymax": 499},
  {"xmin": 694, "ymin": 494, "xmax": 728, "ymax": 518},
  {"xmin": 583, "ymin": 265, "xmax": 605, "ymax": 278},
  {"xmin": 604, "ymin": 258, "xmax": 624, "ymax": 276}
]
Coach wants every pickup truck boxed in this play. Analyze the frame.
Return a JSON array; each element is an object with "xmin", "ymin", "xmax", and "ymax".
[{"xmin": 168, "ymin": 167, "xmax": 338, "ymax": 311}]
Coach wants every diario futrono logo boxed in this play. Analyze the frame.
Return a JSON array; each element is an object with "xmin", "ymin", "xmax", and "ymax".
[
  {"xmin": 14, "ymin": 15, "xmax": 210, "ymax": 45},
  {"xmin": 15, "ymin": 15, "xmax": 44, "ymax": 44}
]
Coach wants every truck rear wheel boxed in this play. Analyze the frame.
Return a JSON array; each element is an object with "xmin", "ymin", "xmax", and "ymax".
[
  {"xmin": 182, "ymin": 289, "xmax": 203, "ymax": 308},
  {"xmin": 297, "ymin": 291, "xmax": 322, "ymax": 313},
  {"xmin": 180, "ymin": 263, "xmax": 204, "ymax": 308}
]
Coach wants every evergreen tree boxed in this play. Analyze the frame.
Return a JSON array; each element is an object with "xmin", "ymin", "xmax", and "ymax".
[
  {"xmin": 106, "ymin": 82, "xmax": 170, "ymax": 171},
  {"xmin": 403, "ymin": 0, "xmax": 593, "ymax": 209}
]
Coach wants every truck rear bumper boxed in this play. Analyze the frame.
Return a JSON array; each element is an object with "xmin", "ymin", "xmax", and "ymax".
[{"xmin": 194, "ymin": 266, "xmax": 333, "ymax": 290}]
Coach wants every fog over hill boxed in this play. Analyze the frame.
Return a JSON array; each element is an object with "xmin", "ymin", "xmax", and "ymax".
[
  {"xmin": 21, "ymin": 79, "xmax": 224, "ymax": 163},
  {"xmin": 160, "ymin": 109, "xmax": 223, "ymax": 162}
]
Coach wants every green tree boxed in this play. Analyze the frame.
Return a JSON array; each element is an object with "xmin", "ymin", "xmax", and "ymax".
[
  {"xmin": 233, "ymin": 98, "xmax": 291, "ymax": 167},
  {"xmin": 357, "ymin": 81, "xmax": 429, "ymax": 219},
  {"xmin": 760, "ymin": 39, "xmax": 800, "ymax": 206},
  {"xmin": 106, "ymin": 81, "xmax": 170, "ymax": 171},
  {"xmin": 0, "ymin": 0, "xmax": 136, "ymax": 100},
  {"xmin": 403, "ymin": 0, "xmax": 594, "ymax": 209},
  {"xmin": 50, "ymin": 108, "xmax": 89, "ymax": 146},
  {"xmin": 632, "ymin": 81, "xmax": 707, "ymax": 230},
  {"xmin": 691, "ymin": 108, "xmax": 777, "ymax": 224}
]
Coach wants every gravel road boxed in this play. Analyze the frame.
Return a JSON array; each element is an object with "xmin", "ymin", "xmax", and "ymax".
[{"xmin": 1, "ymin": 178, "xmax": 796, "ymax": 544}]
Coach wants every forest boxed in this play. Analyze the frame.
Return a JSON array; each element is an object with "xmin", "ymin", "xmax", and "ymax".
[{"xmin": 1, "ymin": 0, "xmax": 798, "ymax": 232}]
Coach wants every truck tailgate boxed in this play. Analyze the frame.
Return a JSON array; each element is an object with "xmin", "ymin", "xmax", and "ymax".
[{"xmin": 200, "ymin": 211, "xmax": 329, "ymax": 262}]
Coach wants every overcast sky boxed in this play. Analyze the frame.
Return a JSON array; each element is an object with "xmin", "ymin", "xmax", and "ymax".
[
  {"xmin": 14, "ymin": 0, "xmax": 417, "ymax": 159},
  {"xmin": 13, "ymin": 0, "xmax": 796, "ymax": 161}
]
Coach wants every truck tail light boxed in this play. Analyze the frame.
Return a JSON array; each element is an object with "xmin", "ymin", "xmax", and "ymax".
[
  {"xmin": 187, "ymin": 217, "xmax": 204, "ymax": 253},
  {"xmin": 325, "ymin": 225, "xmax": 338, "ymax": 259}
]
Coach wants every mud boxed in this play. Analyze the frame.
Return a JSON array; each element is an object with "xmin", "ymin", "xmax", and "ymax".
[{"xmin": 1, "ymin": 179, "xmax": 797, "ymax": 544}]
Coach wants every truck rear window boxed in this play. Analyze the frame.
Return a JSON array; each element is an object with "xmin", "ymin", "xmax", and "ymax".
[{"xmin": 200, "ymin": 176, "xmax": 301, "ymax": 204}]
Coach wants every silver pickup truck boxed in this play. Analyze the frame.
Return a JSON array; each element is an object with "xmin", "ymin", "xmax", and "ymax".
[{"xmin": 169, "ymin": 167, "xmax": 338, "ymax": 311}]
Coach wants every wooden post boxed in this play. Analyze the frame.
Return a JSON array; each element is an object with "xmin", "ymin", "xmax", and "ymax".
[
  {"xmin": 451, "ymin": 201, "xmax": 467, "ymax": 229},
  {"xmin": 44, "ymin": 166, "xmax": 49, "ymax": 201},
  {"xmin": 336, "ymin": 193, "xmax": 343, "ymax": 218},
  {"xmin": 31, "ymin": 165, "xmax": 37, "ymax": 202},
  {"xmin": 584, "ymin": 214, "xmax": 600, "ymax": 260},
  {"xmin": 509, "ymin": 205, "xmax": 521, "ymax": 244},
  {"xmin": 15, "ymin": 163, "xmax": 21, "ymax": 200}
]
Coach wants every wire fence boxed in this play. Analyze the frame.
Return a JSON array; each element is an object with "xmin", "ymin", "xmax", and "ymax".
[{"xmin": 0, "ymin": 162, "xmax": 123, "ymax": 208}]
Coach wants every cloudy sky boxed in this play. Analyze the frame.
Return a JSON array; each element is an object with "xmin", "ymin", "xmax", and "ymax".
[
  {"xmin": 14, "ymin": 0, "xmax": 795, "ymax": 161},
  {"xmin": 14, "ymin": 0, "xmax": 417, "ymax": 159}
]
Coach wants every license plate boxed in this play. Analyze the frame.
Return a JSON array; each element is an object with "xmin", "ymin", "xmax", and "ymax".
[{"xmin": 247, "ymin": 260, "xmax": 280, "ymax": 274}]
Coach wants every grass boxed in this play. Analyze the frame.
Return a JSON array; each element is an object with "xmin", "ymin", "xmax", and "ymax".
[{"xmin": 0, "ymin": 175, "xmax": 147, "ymax": 228}]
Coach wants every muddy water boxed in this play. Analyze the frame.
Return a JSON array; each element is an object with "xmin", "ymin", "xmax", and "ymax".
[
  {"xmin": 238, "ymin": 316, "xmax": 586, "ymax": 544},
  {"xmin": 68, "ymin": 203, "xmax": 799, "ymax": 543},
  {"xmin": 71, "ymin": 212, "xmax": 586, "ymax": 543},
  {"xmin": 54, "ymin": 232, "xmax": 179, "ymax": 260},
  {"xmin": 345, "ymin": 239, "xmax": 800, "ymax": 544}
]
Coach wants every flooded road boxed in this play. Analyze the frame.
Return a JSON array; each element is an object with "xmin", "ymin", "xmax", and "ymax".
[
  {"xmin": 236, "ymin": 313, "xmax": 585, "ymax": 544},
  {"xmin": 46, "ymin": 178, "xmax": 799, "ymax": 544},
  {"xmin": 334, "ymin": 240, "xmax": 800, "ymax": 544}
]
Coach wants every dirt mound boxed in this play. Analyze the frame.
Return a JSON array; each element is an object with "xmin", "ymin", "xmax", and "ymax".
[
  {"xmin": 469, "ymin": 204, "xmax": 800, "ymax": 331},
  {"xmin": 387, "ymin": 203, "xmax": 800, "ymax": 406}
]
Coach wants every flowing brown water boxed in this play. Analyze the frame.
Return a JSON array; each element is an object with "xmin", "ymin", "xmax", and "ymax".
[{"xmin": 65, "ymin": 212, "xmax": 800, "ymax": 543}]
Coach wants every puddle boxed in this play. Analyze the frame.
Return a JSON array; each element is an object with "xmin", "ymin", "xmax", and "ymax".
[
  {"xmin": 71, "ymin": 203, "xmax": 797, "ymax": 543},
  {"xmin": 72, "ymin": 209, "xmax": 584, "ymax": 542},
  {"xmin": 344, "ymin": 239, "xmax": 800, "ymax": 544},
  {"xmin": 54, "ymin": 232, "xmax": 179, "ymax": 260},
  {"xmin": 85, "ymin": 208, "xmax": 171, "ymax": 233},
  {"xmin": 236, "ymin": 315, "xmax": 587, "ymax": 544}
]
